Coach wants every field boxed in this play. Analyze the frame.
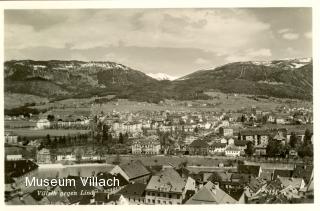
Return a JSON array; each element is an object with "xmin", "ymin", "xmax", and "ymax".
[
  {"xmin": 5, "ymin": 129, "xmax": 91, "ymax": 137},
  {"xmin": 24, "ymin": 92, "xmax": 312, "ymax": 117},
  {"xmin": 5, "ymin": 93, "xmax": 49, "ymax": 109}
]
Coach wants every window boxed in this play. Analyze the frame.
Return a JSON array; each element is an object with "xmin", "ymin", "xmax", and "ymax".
[
  {"xmin": 152, "ymin": 199, "xmax": 155, "ymax": 204},
  {"xmin": 169, "ymin": 194, "xmax": 172, "ymax": 198},
  {"xmin": 157, "ymin": 200, "xmax": 161, "ymax": 204}
]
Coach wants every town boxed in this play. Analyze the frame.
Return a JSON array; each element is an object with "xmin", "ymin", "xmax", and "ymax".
[{"xmin": 4, "ymin": 99, "xmax": 314, "ymax": 204}]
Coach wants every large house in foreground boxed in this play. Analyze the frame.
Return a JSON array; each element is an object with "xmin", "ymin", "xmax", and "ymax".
[
  {"xmin": 145, "ymin": 168, "xmax": 196, "ymax": 205},
  {"xmin": 110, "ymin": 160, "xmax": 151, "ymax": 183},
  {"xmin": 185, "ymin": 181, "xmax": 238, "ymax": 204}
]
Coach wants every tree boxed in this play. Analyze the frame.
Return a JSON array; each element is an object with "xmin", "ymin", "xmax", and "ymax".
[
  {"xmin": 75, "ymin": 149, "xmax": 83, "ymax": 162},
  {"xmin": 194, "ymin": 127, "xmax": 199, "ymax": 133},
  {"xmin": 178, "ymin": 160, "xmax": 188, "ymax": 169},
  {"xmin": 289, "ymin": 132, "xmax": 298, "ymax": 148},
  {"xmin": 245, "ymin": 141, "xmax": 255, "ymax": 156},
  {"xmin": 119, "ymin": 133, "xmax": 124, "ymax": 144},
  {"xmin": 47, "ymin": 114, "xmax": 55, "ymax": 122},
  {"xmin": 241, "ymin": 115, "xmax": 246, "ymax": 123},
  {"xmin": 266, "ymin": 140, "xmax": 282, "ymax": 157},
  {"xmin": 113, "ymin": 153, "xmax": 121, "ymax": 165},
  {"xmin": 304, "ymin": 129, "xmax": 312, "ymax": 145}
]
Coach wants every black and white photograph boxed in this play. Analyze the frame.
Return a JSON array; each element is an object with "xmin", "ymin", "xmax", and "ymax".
[{"xmin": 2, "ymin": 1, "xmax": 316, "ymax": 206}]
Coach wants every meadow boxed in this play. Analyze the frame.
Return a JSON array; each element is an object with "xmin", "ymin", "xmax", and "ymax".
[{"xmin": 5, "ymin": 129, "xmax": 91, "ymax": 137}]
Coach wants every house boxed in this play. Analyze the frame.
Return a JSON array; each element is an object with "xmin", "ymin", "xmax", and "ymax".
[
  {"xmin": 37, "ymin": 148, "xmax": 51, "ymax": 164},
  {"xmin": 117, "ymin": 183, "xmax": 147, "ymax": 204},
  {"xmin": 188, "ymin": 139, "xmax": 209, "ymax": 155},
  {"xmin": 145, "ymin": 168, "xmax": 195, "ymax": 205},
  {"xmin": 234, "ymin": 140, "xmax": 247, "ymax": 152},
  {"xmin": 96, "ymin": 172, "xmax": 128, "ymax": 192},
  {"xmin": 5, "ymin": 132, "xmax": 18, "ymax": 144},
  {"xmin": 238, "ymin": 129, "xmax": 269, "ymax": 146},
  {"xmin": 289, "ymin": 149, "xmax": 298, "ymax": 157},
  {"xmin": 93, "ymin": 193, "xmax": 129, "ymax": 205},
  {"xmin": 51, "ymin": 175, "xmax": 99, "ymax": 205},
  {"xmin": 5, "ymin": 159, "xmax": 38, "ymax": 186},
  {"xmin": 273, "ymin": 131, "xmax": 286, "ymax": 144},
  {"xmin": 265, "ymin": 176, "xmax": 305, "ymax": 199},
  {"xmin": 245, "ymin": 177, "xmax": 267, "ymax": 198},
  {"xmin": 6, "ymin": 154, "xmax": 23, "ymax": 161},
  {"xmin": 185, "ymin": 181, "xmax": 238, "ymax": 204},
  {"xmin": 36, "ymin": 119, "xmax": 51, "ymax": 129},
  {"xmin": 131, "ymin": 136, "xmax": 161, "ymax": 155},
  {"xmin": 209, "ymin": 143, "xmax": 227, "ymax": 154},
  {"xmin": 56, "ymin": 154, "xmax": 76, "ymax": 162},
  {"xmin": 219, "ymin": 127, "xmax": 233, "ymax": 137},
  {"xmin": 225, "ymin": 146, "xmax": 241, "ymax": 157},
  {"xmin": 110, "ymin": 160, "xmax": 151, "ymax": 183},
  {"xmin": 278, "ymin": 177, "xmax": 305, "ymax": 191},
  {"xmin": 238, "ymin": 164, "xmax": 262, "ymax": 177}
]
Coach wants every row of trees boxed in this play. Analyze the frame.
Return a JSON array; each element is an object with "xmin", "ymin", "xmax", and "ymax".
[{"xmin": 244, "ymin": 129, "xmax": 313, "ymax": 158}]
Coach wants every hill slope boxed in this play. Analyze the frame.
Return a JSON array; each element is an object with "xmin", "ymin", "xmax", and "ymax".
[
  {"xmin": 4, "ymin": 58, "xmax": 313, "ymax": 105},
  {"xmin": 4, "ymin": 60, "xmax": 159, "ymax": 100},
  {"xmin": 174, "ymin": 58, "xmax": 312, "ymax": 100}
]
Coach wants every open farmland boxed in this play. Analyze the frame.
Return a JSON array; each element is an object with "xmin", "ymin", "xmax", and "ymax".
[
  {"xmin": 30, "ymin": 92, "xmax": 312, "ymax": 116},
  {"xmin": 5, "ymin": 129, "xmax": 91, "ymax": 137}
]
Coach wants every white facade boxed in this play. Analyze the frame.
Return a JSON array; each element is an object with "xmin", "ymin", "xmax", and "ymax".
[{"xmin": 36, "ymin": 119, "xmax": 51, "ymax": 129}]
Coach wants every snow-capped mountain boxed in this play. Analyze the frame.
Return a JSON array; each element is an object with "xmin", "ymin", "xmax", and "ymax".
[
  {"xmin": 147, "ymin": 73, "xmax": 177, "ymax": 81},
  {"xmin": 247, "ymin": 57, "xmax": 312, "ymax": 70}
]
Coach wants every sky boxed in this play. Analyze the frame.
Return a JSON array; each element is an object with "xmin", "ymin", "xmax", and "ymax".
[{"xmin": 4, "ymin": 8, "xmax": 312, "ymax": 77}]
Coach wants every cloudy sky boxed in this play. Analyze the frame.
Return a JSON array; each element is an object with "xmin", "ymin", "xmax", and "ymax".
[{"xmin": 5, "ymin": 8, "xmax": 312, "ymax": 77}]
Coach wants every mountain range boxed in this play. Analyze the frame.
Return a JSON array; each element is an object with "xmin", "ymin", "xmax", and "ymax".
[
  {"xmin": 4, "ymin": 58, "xmax": 313, "ymax": 104},
  {"xmin": 147, "ymin": 73, "xmax": 177, "ymax": 81}
]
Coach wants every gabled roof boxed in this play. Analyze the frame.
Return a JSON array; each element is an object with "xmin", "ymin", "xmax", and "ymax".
[
  {"xmin": 273, "ymin": 169, "xmax": 293, "ymax": 179},
  {"xmin": 5, "ymin": 159, "xmax": 38, "ymax": 179},
  {"xmin": 119, "ymin": 160, "xmax": 151, "ymax": 180},
  {"xmin": 292, "ymin": 164, "xmax": 313, "ymax": 184},
  {"xmin": 96, "ymin": 172, "xmax": 128, "ymax": 189},
  {"xmin": 278, "ymin": 177, "xmax": 304, "ymax": 189},
  {"xmin": 117, "ymin": 183, "xmax": 147, "ymax": 197},
  {"xmin": 247, "ymin": 177, "xmax": 267, "ymax": 193},
  {"xmin": 185, "ymin": 181, "xmax": 237, "ymax": 204},
  {"xmin": 146, "ymin": 168, "xmax": 186, "ymax": 193}
]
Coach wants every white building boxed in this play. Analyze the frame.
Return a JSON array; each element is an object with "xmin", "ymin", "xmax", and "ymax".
[
  {"xmin": 225, "ymin": 146, "xmax": 241, "ymax": 157},
  {"xmin": 36, "ymin": 119, "xmax": 51, "ymax": 129}
]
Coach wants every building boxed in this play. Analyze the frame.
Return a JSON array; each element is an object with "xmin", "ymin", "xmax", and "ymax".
[
  {"xmin": 245, "ymin": 177, "xmax": 267, "ymax": 199},
  {"xmin": 36, "ymin": 119, "xmax": 51, "ymax": 129},
  {"xmin": 131, "ymin": 136, "xmax": 161, "ymax": 155},
  {"xmin": 209, "ymin": 143, "xmax": 227, "ymax": 154},
  {"xmin": 117, "ymin": 183, "xmax": 147, "ymax": 204},
  {"xmin": 5, "ymin": 132, "xmax": 18, "ymax": 144},
  {"xmin": 145, "ymin": 168, "xmax": 195, "ymax": 205},
  {"xmin": 6, "ymin": 154, "xmax": 23, "ymax": 161},
  {"xmin": 188, "ymin": 139, "xmax": 209, "ymax": 155},
  {"xmin": 225, "ymin": 146, "xmax": 241, "ymax": 157},
  {"xmin": 5, "ymin": 159, "xmax": 38, "ymax": 186},
  {"xmin": 37, "ymin": 148, "xmax": 51, "ymax": 164},
  {"xmin": 239, "ymin": 129, "xmax": 269, "ymax": 146},
  {"xmin": 110, "ymin": 160, "xmax": 151, "ymax": 183},
  {"xmin": 185, "ymin": 181, "xmax": 238, "ymax": 204},
  {"xmin": 219, "ymin": 127, "xmax": 233, "ymax": 137},
  {"xmin": 56, "ymin": 154, "xmax": 76, "ymax": 162}
]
